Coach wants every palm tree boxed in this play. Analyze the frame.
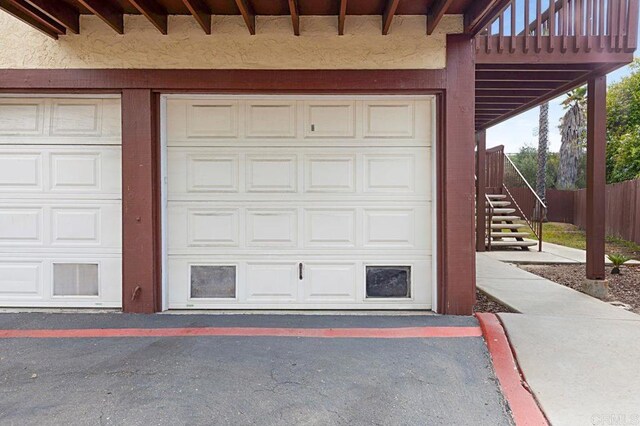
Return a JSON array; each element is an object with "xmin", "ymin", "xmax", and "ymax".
[
  {"xmin": 536, "ymin": 102, "xmax": 549, "ymax": 201},
  {"xmin": 558, "ymin": 87, "xmax": 587, "ymax": 189}
]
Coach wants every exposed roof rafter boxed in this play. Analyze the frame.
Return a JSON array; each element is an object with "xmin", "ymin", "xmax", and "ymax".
[
  {"xmin": 182, "ymin": 0, "xmax": 211, "ymax": 34},
  {"xmin": 338, "ymin": 0, "xmax": 347, "ymax": 35},
  {"xmin": 426, "ymin": 0, "xmax": 454, "ymax": 35},
  {"xmin": 76, "ymin": 0, "xmax": 123, "ymax": 34},
  {"xmin": 24, "ymin": 0, "xmax": 79, "ymax": 34},
  {"xmin": 465, "ymin": 0, "xmax": 511, "ymax": 35},
  {"xmin": 234, "ymin": 0, "xmax": 255, "ymax": 35},
  {"xmin": 0, "ymin": 0, "xmax": 59, "ymax": 38},
  {"xmin": 128, "ymin": 0, "xmax": 168, "ymax": 35},
  {"xmin": 288, "ymin": 0, "xmax": 299, "ymax": 36},
  {"xmin": 382, "ymin": 0, "xmax": 400, "ymax": 35}
]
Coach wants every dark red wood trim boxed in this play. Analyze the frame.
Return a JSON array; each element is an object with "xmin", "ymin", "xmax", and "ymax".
[
  {"xmin": 476, "ymin": 130, "xmax": 487, "ymax": 252},
  {"xmin": 0, "ymin": 69, "xmax": 448, "ymax": 92},
  {"xmin": 438, "ymin": 34, "xmax": 476, "ymax": 314},
  {"xmin": 121, "ymin": 89, "xmax": 161, "ymax": 313},
  {"xmin": 586, "ymin": 75, "xmax": 606, "ymax": 280},
  {"xmin": 465, "ymin": 0, "xmax": 511, "ymax": 35}
]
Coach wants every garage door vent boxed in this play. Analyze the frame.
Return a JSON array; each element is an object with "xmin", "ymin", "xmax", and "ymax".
[
  {"xmin": 365, "ymin": 266, "xmax": 411, "ymax": 298},
  {"xmin": 190, "ymin": 265, "xmax": 236, "ymax": 299},
  {"xmin": 53, "ymin": 263, "xmax": 99, "ymax": 296}
]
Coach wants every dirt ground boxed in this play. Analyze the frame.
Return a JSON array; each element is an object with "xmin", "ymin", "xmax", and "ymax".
[
  {"xmin": 521, "ymin": 264, "xmax": 640, "ymax": 314},
  {"xmin": 474, "ymin": 290, "xmax": 515, "ymax": 314}
]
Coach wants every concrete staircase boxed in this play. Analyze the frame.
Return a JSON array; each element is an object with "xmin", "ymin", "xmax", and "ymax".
[{"xmin": 486, "ymin": 194, "xmax": 537, "ymax": 250}]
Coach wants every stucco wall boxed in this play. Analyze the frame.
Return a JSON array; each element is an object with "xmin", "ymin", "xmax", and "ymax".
[{"xmin": 0, "ymin": 13, "xmax": 462, "ymax": 69}]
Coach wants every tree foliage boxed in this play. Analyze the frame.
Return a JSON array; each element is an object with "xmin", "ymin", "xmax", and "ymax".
[
  {"xmin": 558, "ymin": 87, "xmax": 587, "ymax": 189},
  {"xmin": 607, "ymin": 59, "xmax": 640, "ymax": 183},
  {"xmin": 509, "ymin": 145, "xmax": 565, "ymax": 190}
]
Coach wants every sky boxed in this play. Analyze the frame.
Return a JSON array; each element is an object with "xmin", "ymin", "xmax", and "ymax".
[{"xmin": 486, "ymin": 5, "xmax": 640, "ymax": 154}]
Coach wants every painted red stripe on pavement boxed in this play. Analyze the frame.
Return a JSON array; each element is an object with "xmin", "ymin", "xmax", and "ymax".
[
  {"xmin": 0, "ymin": 326, "xmax": 482, "ymax": 339},
  {"xmin": 476, "ymin": 313, "xmax": 548, "ymax": 426}
]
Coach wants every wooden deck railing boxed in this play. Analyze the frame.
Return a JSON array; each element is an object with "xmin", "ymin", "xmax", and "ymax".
[
  {"xmin": 483, "ymin": 145, "xmax": 547, "ymax": 251},
  {"xmin": 476, "ymin": 0, "xmax": 639, "ymax": 55}
]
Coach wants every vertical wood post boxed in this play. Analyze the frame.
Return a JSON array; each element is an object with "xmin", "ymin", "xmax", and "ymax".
[
  {"xmin": 586, "ymin": 75, "xmax": 606, "ymax": 280},
  {"xmin": 437, "ymin": 34, "xmax": 476, "ymax": 315},
  {"xmin": 476, "ymin": 130, "xmax": 487, "ymax": 252},
  {"xmin": 121, "ymin": 89, "xmax": 161, "ymax": 313}
]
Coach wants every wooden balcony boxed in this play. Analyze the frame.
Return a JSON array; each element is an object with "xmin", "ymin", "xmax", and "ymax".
[{"xmin": 475, "ymin": 0, "xmax": 639, "ymax": 130}]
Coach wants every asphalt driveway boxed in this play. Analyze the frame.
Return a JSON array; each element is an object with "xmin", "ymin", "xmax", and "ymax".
[{"xmin": 0, "ymin": 314, "xmax": 512, "ymax": 425}]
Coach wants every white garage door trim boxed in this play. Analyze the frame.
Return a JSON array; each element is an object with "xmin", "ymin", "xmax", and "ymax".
[
  {"xmin": 0, "ymin": 95, "xmax": 122, "ymax": 308},
  {"xmin": 160, "ymin": 94, "xmax": 437, "ymax": 311}
]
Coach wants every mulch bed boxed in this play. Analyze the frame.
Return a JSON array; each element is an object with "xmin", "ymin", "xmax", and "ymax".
[
  {"xmin": 474, "ymin": 290, "xmax": 516, "ymax": 314},
  {"xmin": 520, "ymin": 264, "xmax": 640, "ymax": 314}
]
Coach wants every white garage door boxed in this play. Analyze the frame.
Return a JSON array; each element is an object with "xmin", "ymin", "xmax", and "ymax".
[
  {"xmin": 0, "ymin": 97, "xmax": 122, "ymax": 308},
  {"xmin": 165, "ymin": 96, "xmax": 434, "ymax": 309}
]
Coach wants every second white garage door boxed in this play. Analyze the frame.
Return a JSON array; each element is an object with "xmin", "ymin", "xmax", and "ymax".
[{"xmin": 165, "ymin": 96, "xmax": 434, "ymax": 309}]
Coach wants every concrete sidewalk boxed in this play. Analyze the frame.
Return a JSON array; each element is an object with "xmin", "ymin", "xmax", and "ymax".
[
  {"xmin": 482, "ymin": 240, "xmax": 640, "ymax": 265},
  {"xmin": 477, "ymin": 253, "xmax": 640, "ymax": 426}
]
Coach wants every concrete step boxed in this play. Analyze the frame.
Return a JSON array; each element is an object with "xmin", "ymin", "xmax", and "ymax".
[
  {"xmin": 490, "ymin": 215, "xmax": 521, "ymax": 222},
  {"xmin": 487, "ymin": 194, "xmax": 507, "ymax": 200},
  {"xmin": 489, "ymin": 232, "xmax": 530, "ymax": 239},
  {"xmin": 488, "ymin": 208, "xmax": 517, "ymax": 214},
  {"xmin": 487, "ymin": 201, "xmax": 511, "ymax": 207},
  {"xmin": 490, "ymin": 223, "xmax": 527, "ymax": 230},
  {"xmin": 487, "ymin": 240, "xmax": 538, "ymax": 248}
]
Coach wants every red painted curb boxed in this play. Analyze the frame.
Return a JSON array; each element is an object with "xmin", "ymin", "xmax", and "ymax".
[
  {"xmin": 0, "ymin": 326, "xmax": 483, "ymax": 339},
  {"xmin": 476, "ymin": 313, "xmax": 548, "ymax": 426}
]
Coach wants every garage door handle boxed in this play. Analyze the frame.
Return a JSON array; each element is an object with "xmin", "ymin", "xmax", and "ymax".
[{"xmin": 299, "ymin": 262, "xmax": 303, "ymax": 280}]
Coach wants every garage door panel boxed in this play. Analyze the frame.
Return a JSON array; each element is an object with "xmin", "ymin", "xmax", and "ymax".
[
  {"xmin": 304, "ymin": 209, "xmax": 356, "ymax": 247},
  {"xmin": 0, "ymin": 96, "xmax": 122, "ymax": 308},
  {"xmin": 303, "ymin": 262, "xmax": 357, "ymax": 302},
  {"xmin": 166, "ymin": 96, "xmax": 434, "ymax": 310},
  {"xmin": 304, "ymin": 101, "xmax": 355, "ymax": 138},
  {"xmin": 0, "ymin": 262, "xmax": 43, "ymax": 297},
  {"xmin": 304, "ymin": 155, "xmax": 355, "ymax": 193},
  {"xmin": 245, "ymin": 101, "xmax": 297, "ymax": 138},
  {"xmin": 186, "ymin": 101, "xmax": 239, "ymax": 138},
  {"xmin": 246, "ymin": 155, "xmax": 297, "ymax": 192},
  {"xmin": 246, "ymin": 209, "xmax": 298, "ymax": 247},
  {"xmin": 245, "ymin": 262, "xmax": 298, "ymax": 302},
  {"xmin": 0, "ymin": 99, "xmax": 45, "ymax": 136}
]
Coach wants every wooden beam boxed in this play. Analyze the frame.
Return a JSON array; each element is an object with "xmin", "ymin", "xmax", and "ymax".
[
  {"xmin": 128, "ymin": 0, "xmax": 167, "ymax": 34},
  {"xmin": 338, "ymin": 0, "xmax": 347, "ymax": 35},
  {"xmin": 6, "ymin": 0, "xmax": 66, "ymax": 34},
  {"xmin": 121, "ymin": 89, "xmax": 162, "ymax": 313},
  {"xmin": 476, "ymin": 70, "xmax": 584, "ymax": 81},
  {"xmin": 182, "ymin": 0, "xmax": 211, "ymax": 35},
  {"xmin": 234, "ymin": 0, "xmax": 255, "ymax": 35},
  {"xmin": 382, "ymin": 0, "xmax": 400, "ymax": 35},
  {"xmin": 288, "ymin": 0, "xmax": 299, "ymax": 36},
  {"xmin": 477, "ymin": 81, "xmax": 562, "ymax": 89},
  {"xmin": 24, "ymin": 0, "xmax": 79, "ymax": 34},
  {"xmin": 476, "ymin": 90, "xmax": 545, "ymax": 97},
  {"xmin": 586, "ymin": 75, "xmax": 606, "ymax": 280},
  {"xmin": 76, "ymin": 0, "xmax": 123, "ymax": 34},
  {"xmin": 0, "ymin": 0, "xmax": 59, "ymax": 39},
  {"xmin": 465, "ymin": 0, "xmax": 511, "ymax": 35},
  {"xmin": 438, "ymin": 34, "xmax": 476, "ymax": 314},
  {"xmin": 427, "ymin": 0, "xmax": 454, "ymax": 35}
]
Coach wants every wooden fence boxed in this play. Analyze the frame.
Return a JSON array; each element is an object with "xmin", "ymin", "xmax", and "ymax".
[{"xmin": 547, "ymin": 179, "xmax": 640, "ymax": 245}]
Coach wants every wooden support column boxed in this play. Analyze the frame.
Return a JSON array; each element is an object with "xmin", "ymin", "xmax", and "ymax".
[
  {"xmin": 586, "ymin": 75, "xmax": 606, "ymax": 280},
  {"xmin": 121, "ymin": 89, "xmax": 161, "ymax": 313},
  {"xmin": 438, "ymin": 34, "xmax": 476, "ymax": 315},
  {"xmin": 476, "ymin": 130, "xmax": 487, "ymax": 252}
]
